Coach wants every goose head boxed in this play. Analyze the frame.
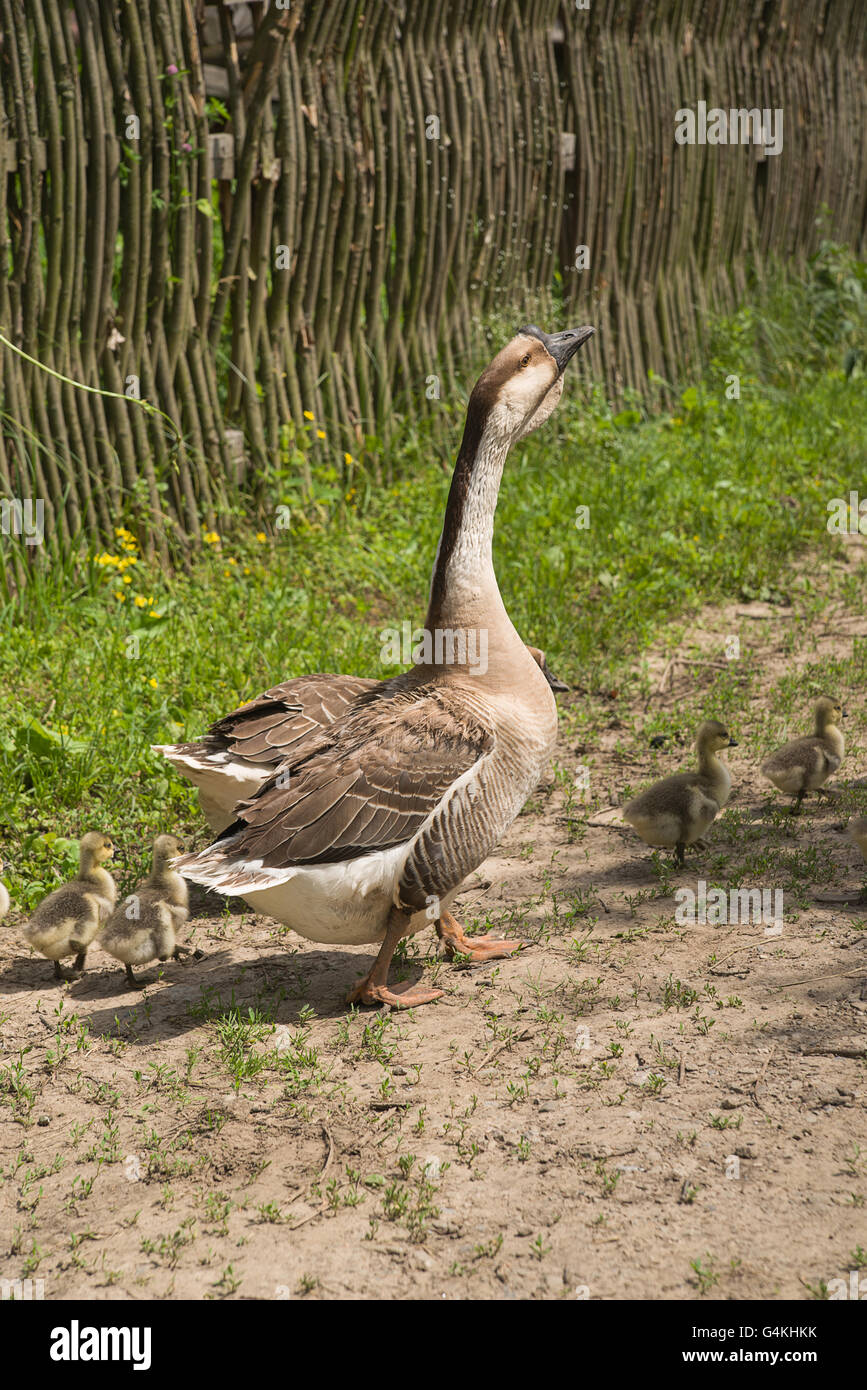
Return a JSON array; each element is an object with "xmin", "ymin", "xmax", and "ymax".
[
  {"xmin": 152, "ymin": 834, "xmax": 184, "ymax": 871},
  {"xmin": 696, "ymin": 720, "xmax": 738, "ymax": 755},
  {"xmin": 80, "ymin": 831, "xmax": 114, "ymax": 870},
  {"xmin": 469, "ymin": 325, "xmax": 595, "ymax": 444},
  {"xmin": 814, "ymin": 696, "xmax": 843, "ymax": 733}
]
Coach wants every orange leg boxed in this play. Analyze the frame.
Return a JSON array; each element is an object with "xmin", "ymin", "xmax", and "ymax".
[
  {"xmin": 436, "ymin": 908, "xmax": 525, "ymax": 962},
  {"xmin": 346, "ymin": 907, "xmax": 443, "ymax": 1010}
]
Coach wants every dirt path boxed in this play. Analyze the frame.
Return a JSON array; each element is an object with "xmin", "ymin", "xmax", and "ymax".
[{"xmin": 2, "ymin": 540, "xmax": 866, "ymax": 1301}]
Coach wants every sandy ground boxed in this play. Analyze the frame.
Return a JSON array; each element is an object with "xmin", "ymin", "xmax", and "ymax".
[{"xmin": 2, "ymin": 539, "xmax": 866, "ymax": 1302}]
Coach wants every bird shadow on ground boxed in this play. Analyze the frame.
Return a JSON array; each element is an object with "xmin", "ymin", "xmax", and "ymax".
[{"xmin": 34, "ymin": 946, "xmax": 434, "ymax": 1043}]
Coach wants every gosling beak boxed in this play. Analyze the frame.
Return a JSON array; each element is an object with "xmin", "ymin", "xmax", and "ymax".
[
  {"xmin": 728, "ymin": 737, "xmax": 739, "ymax": 747},
  {"xmin": 520, "ymin": 324, "xmax": 595, "ymax": 374}
]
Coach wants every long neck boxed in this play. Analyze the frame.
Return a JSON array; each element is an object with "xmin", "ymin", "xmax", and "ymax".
[
  {"xmin": 818, "ymin": 719, "xmax": 843, "ymax": 756},
  {"xmin": 697, "ymin": 743, "xmax": 721, "ymax": 778},
  {"xmin": 149, "ymin": 863, "xmax": 187, "ymax": 901},
  {"xmin": 80, "ymin": 853, "xmax": 102, "ymax": 884},
  {"xmin": 426, "ymin": 424, "xmax": 511, "ymax": 633},
  {"xmin": 149, "ymin": 860, "xmax": 173, "ymax": 889},
  {"xmin": 80, "ymin": 856, "xmax": 113, "ymax": 895},
  {"xmin": 697, "ymin": 743, "xmax": 731, "ymax": 801}
]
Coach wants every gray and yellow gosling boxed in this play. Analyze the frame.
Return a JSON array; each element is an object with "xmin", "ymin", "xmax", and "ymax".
[
  {"xmin": 100, "ymin": 835, "xmax": 191, "ymax": 988},
  {"xmin": 23, "ymin": 832, "xmax": 116, "ymax": 979},
  {"xmin": 623, "ymin": 720, "xmax": 737, "ymax": 868},
  {"xmin": 762, "ymin": 697, "xmax": 844, "ymax": 814}
]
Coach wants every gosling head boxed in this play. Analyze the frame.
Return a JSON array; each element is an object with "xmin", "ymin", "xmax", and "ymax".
[
  {"xmin": 80, "ymin": 832, "xmax": 114, "ymax": 869},
  {"xmin": 468, "ymin": 324, "xmax": 594, "ymax": 444},
  {"xmin": 814, "ymin": 696, "xmax": 843, "ymax": 732},
  {"xmin": 152, "ymin": 834, "xmax": 184, "ymax": 871},
  {"xmin": 696, "ymin": 720, "xmax": 738, "ymax": 754},
  {"xmin": 847, "ymin": 815, "xmax": 867, "ymax": 859}
]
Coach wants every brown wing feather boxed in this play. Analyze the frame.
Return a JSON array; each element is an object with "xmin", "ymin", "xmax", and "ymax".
[
  {"xmin": 197, "ymin": 684, "xmax": 492, "ymax": 869},
  {"xmin": 203, "ymin": 673, "xmax": 376, "ymax": 764}
]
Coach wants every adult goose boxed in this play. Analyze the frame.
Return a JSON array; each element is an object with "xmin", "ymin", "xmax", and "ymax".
[
  {"xmin": 156, "ymin": 648, "xmax": 567, "ymax": 834},
  {"xmin": 178, "ymin": 324, "xmax": 594, "ymax": 1007}
]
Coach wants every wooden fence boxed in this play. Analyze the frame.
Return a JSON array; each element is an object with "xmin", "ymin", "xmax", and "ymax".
[{"xmin": 0, "ymin": 0, "xmax": 865, "ymax": 569}]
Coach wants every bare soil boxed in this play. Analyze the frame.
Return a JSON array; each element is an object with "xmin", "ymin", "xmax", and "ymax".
[{"xmin": 2, "ymin": 540, "xmax": 866, "ymax": 1302}]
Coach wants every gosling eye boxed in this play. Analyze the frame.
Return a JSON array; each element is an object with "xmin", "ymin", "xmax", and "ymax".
[{"xmin": 519, "ymin": 353, "xmax": 530, "ymax": 367}]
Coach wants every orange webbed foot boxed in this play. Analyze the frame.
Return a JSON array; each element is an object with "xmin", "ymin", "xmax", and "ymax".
[
  {"xmin": 436, "ymin": 910, "xmax": 526, "ymax": 962},
  {"xmin": 346, "ymin": 976, "xmax": 444, "ymax": 1010}
]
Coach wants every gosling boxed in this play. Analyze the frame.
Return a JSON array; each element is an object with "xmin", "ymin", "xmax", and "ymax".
[
  {"xmin": 22, "ymin": 832, "xmax": 116, "ymax": 979},
  {"xmin": 623, "ymin": 720, "xmax": 737, "ymax": 867},
  {"xmin": 0, "ymin": 860, "xmax": 10, "ymax": 920},
  {"xmin": 762, "ymin": 697, "xmax": 844, "ymax": 813},
  {"xmin": 100, "ymin": 835, "xmax": 192, "ymax": 988}
]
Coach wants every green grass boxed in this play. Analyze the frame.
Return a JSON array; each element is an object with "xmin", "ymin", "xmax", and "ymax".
[{"xmin": 0, "ymin": 244, "xmax": 865, "ymax": 906}]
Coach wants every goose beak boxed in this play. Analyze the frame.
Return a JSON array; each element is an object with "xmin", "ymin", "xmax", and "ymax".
[
  {"xmin": 519, "ymin": 324, "xmax": 595, "ymax": 373},
  {"xmin": 542, "ymin": 661, "xmax": 570, "ymax": 693}
]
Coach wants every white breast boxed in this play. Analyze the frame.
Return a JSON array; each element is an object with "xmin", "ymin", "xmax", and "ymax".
[{"xmin": 241, "ymin": 844, "xmax": 450, "ymax": 946}]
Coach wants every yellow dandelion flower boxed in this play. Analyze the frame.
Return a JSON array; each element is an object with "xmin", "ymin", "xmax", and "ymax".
[
  {"xmin": 114, "ymin": 591, "xmax": 126, "ymax": 601},
  {"xmin": 134, "ymin": 595, "xmax": 148, "ymax": 608},
  {"xmin": 228, "ymin": 557, "xmax": 236, "ymax": 565},
  {"xmin": 344, "ymin": 453, "xmax": 354, "ymax": 465},
  {"xmin": 122, "ymin": 575, "xmax": 132, "ymax": 585},
  {"xmin": 243, "ymin": 566, "xmax": 251, "ymax": 575},
  {"xmin": 256, "ymin": 532, "xmax": 266, "ymax": 543},
  {"xmin": 112, "ymin": 709, "xmax": 121, "ymax": 717},
  {"xmin": 303, "ymin": 410, "xmax": 314, "ymax": 421},
  {"xmin": 316, "ymin": 429, "xmax": 326, "ymax": 440},
  {"xmin": 204, "ymin": 531, "xmax": 220, "ymax": 544},
  {"xmin": 148, "ymin": 677, "xmax": 158, "ymax": 689}
]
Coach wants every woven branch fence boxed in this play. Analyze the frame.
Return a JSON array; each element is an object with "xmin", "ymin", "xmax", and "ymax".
[{"xmin": 0, "ymin": 0, "xmax": 865, "ymax": 573}]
